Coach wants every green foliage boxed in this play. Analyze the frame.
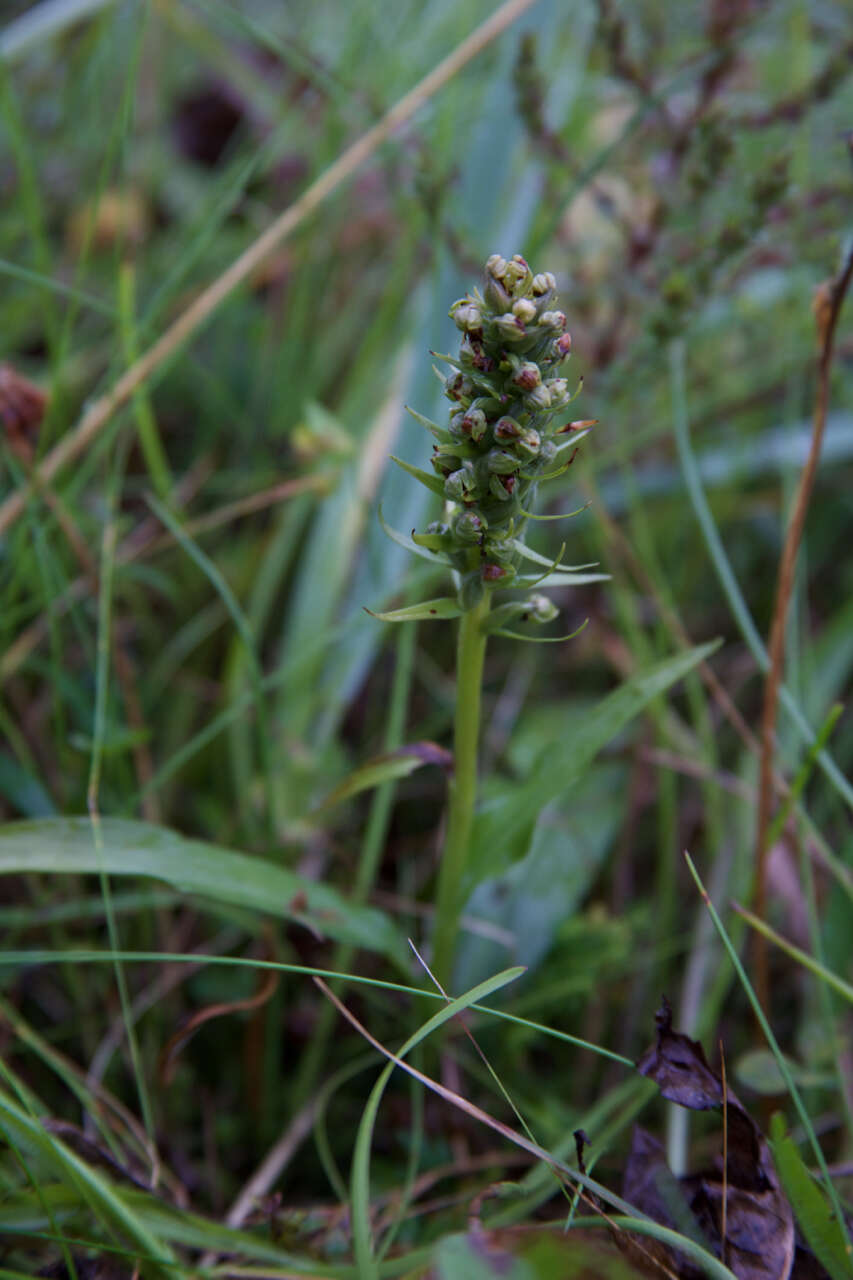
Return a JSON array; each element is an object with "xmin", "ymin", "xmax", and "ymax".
[
  {"xmin": 770, "ymin": 1114, "xmax": 853, "ymax": 1280},
  {"xmin": 0, "ymin": 817, "xmax": 407, "ymax": 963}
]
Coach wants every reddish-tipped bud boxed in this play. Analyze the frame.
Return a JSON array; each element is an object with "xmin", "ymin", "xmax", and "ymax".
[
  {"xmin": 452, "ymin": 510, "xmax": 486, "ymax": 543},
  {"xmin": 494, "ymin": 415, "xmax": 521, "ymax": 441},
  {"xmin": 513, "ymin": 361, "xmax": 541, "ymax": 391},
  {"xmin": 460, "ymin": 408, "xmax": 487, "ymax": 441}
]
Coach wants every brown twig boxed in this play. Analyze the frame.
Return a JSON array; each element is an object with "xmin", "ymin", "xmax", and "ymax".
[
  {"xmin": 755, "ymin": 243, "xmax": 853, "ymax": 1011},
  {"xmin": 0, "ymin": 0, "xmax": 537, "ymax": 540}
]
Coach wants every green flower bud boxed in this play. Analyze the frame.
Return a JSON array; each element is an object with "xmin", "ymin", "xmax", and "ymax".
[
  {"xmin": 487, "ymin": 448, "xmax": 520, "ymax": 475},
  {"xmin": 545, "ymin": 378, "xmax": 570, "ymax": 408},
  {"xmin": 460, "ymin": 408, "xmax": 487, "ymax": 442},
  {"xmin": 485, "ymin": 537, "xmax": 517, "ymax": 568},
  {"xmin": 512, "ymin": 298, "xmax": 537, "ymax": 324},
  {"xmin": 515, "ymin": 427, "xmax": 541, "ymax": 458},
  {"xmin": 489, "ymin": 472, "xmax": 516, "ymax": 501},
  {"xmin": 458, "ymin": 335, "xmax": 495, "ymax": 373},
  {"xmin": 503, "ymin": 254, "xmax": 532, "ymax": 295},
  {"xmin": 450, "ymin": 301, "xmax": 482, "ymax": 332},
  {"xmin": 532, "ymin": 271, "xmax": 556, "ymax": 296},
  {"xmin": 484, "ymin": 255, "xmax": 511, "ymax": 310},
  {"xmin": 494, "ymin": 415, "xmax": 522, "ymax": 442},
  {"xmin": 452, "ymin": 510, "xmax": 486, "ymax": 543},
  {"xmin": 552, "ymin": 332, "xmax": 572, "ymax": 359},
  {"xmin": 526, "ymin": 382, "xmax": 552, "ymax": 411},
  {"xmin": 525, "ymin": 594, "xmax": 558, "ymax": 623},
  {"xmin": 445, "ymin": 371, "xmax": 474, "ymax": 403},
  {"xmin": 445, "ymin": 462, "xmax": 476, "ymax": 501}
]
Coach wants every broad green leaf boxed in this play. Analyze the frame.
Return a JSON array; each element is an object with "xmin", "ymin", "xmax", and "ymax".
[
  {"xmin": 430, "ymin": 1231, "xmax": 535, "ymax": 1280},
  {"xmin": 769, "ymin": 1114, "xmax": 853, "ymax": 1279},
  {"xmin": 469, "ymin": 641, "xmax": 721, "ymax": 884},
  {"xmin": 315, "ymin": 741, "xmax": 452, "ymax": 812},
  {"xmin": 366, "ymin": 597, "xmax": 462, "ymax": 623},
  {"xmin": 0, "ymin": 818, "xmax": 406, "ymax": 964}
]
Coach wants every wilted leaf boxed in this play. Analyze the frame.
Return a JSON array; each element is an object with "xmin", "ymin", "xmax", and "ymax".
[{"xmin": 627, "ymin": 999, "xmax": 796, "ymax": 1280}]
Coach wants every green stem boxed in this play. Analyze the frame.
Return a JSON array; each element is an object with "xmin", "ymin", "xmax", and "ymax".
[{"xmin": 432, "ymin": 590, "xmax": 491, "ymax": 988}]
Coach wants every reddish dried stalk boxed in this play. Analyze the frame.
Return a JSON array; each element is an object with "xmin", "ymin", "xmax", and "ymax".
[{"xmin": 754, "ymin": 245, "xmax": 853, "ymax": 1011}]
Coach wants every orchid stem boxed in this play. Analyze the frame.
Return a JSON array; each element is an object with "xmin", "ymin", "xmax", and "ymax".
[{"xmin": 432, "ymin": 590, "xmax": 491, "ymax": 989}]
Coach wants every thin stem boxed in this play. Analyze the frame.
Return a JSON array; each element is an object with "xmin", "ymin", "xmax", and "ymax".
[
  {"xmin": 754, "ymin": 243, "xmax": 853, "ymax": 1009},
  {"xmin": 432, "ymin": 591, "xmax": 491, "ymax": 988}
]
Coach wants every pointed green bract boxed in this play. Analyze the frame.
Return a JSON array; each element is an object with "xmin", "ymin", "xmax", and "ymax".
[{"xmin": 366, "ymin": 597, "xmax": 462, "ymax": 622}]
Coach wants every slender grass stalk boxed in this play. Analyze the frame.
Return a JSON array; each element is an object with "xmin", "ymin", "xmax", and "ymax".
[
  {"xmin": 291, "ymin": 618, "xmax": 417, "ymax": 1112},
  {"xmin": 431, "ymin": 589, "xmax": 491, "ymax": 988}
]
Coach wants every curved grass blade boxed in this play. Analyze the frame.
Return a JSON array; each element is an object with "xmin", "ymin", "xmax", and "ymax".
[
  {"xmin": 670, "ymin": 340, "xmax": 853, "ymax": 812},
  {"xmin": 0, "ymin": 1088, "xmax": 175, "ymax": 1279},
  {"xmin": 732, "ymin": 904, "xmax": 853, "ymax": 1005},
  {"xmin": 684, "ymin": 853, "xmax": 851, "ymax": 1252},
  {"xmin": 344, "ymin": 966, "xmax": 525, "ymax": 1280},
  {"xmin": 769, "ymin": 1114, "xmax": 853, "ymax": 1280}
]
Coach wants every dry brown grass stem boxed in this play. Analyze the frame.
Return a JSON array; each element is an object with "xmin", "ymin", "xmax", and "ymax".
[
  {"xmin": 0, "ymin": 0, "xmax": 537, "ymax": 539},
  {"xmin": 754, "ymin": 244, "xmax": 853, "ymax": 1011}
]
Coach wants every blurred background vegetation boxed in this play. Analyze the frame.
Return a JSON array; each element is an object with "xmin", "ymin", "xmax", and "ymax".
[{"xmin": 0, "ymin": 0, "xmax": 851, "ymax": 1275}]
